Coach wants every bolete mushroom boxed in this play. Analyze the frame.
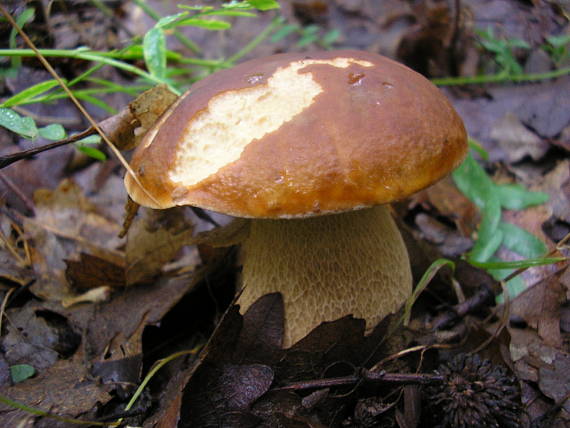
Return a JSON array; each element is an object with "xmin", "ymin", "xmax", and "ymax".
[{"xmin": 124, "ymin": 50, "xmax": 467, "ymax": 347}]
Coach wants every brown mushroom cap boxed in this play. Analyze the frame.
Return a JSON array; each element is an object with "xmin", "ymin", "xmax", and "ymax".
[{"xmin": 125, "ymin": 50, "xmax": 467, "ymax": 218}]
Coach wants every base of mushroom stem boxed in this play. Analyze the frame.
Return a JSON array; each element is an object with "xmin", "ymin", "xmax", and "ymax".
[{"xmin": 238, "ymin": 204, "xmax": 412, "ymax": 348}]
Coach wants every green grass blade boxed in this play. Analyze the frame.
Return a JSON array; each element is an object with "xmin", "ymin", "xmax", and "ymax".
[
  {"xmin": 403, "ymin": 258, "xmax": 455, "ymax": 326},
  {"xmin": 1, "ymin": 79, "xmax": 61, "ymax": 107},
  {"xmin": 469, "ymin": 256, "xmax": 565, "ymax": 270}
]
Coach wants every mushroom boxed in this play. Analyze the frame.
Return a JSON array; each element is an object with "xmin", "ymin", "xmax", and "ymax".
[{"xmin": 124, "ymin": 50, "xmax": 467, "ymax": 347}]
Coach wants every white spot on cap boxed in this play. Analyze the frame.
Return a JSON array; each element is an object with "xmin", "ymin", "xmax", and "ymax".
[{"xmin": 169, "ymin": 58, "xmax": 373, "ymax": 189}]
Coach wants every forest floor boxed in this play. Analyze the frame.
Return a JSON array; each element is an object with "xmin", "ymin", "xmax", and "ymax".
[{"xmin": 0, "ymin": 0, "xmax": 569, "ymax": 427}]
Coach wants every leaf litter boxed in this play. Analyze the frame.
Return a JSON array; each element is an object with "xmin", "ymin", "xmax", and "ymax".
[{"xmin": 0, "ymin": 0, "xmax": 569, "ymax": 426}]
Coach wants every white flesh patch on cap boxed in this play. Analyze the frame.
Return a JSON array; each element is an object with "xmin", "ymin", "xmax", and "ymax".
[{"xmin": 169, "ymin": 58, "xmax": 373, "ymax": 187}]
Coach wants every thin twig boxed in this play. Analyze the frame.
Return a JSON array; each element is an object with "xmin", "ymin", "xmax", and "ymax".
[
  {"xmin": 0, "ymin": 287, "xmax": 16, "ymax": 335},
  {"xmin": 470, "ymin": 280, "xmax": 510, "ymax": 354},
  {"xmin": 0, "ymin": 172, "xmax": 35, "ymax": 212},
  {"xmin": 0, "ymin": 127, "xmax": 94, "ymax": 169},
  {"xmin": 431, "ymin": 283, "xmax": 495, "ymax": 330},
  {"xmin": 272, "ymin": 369, "xmax": 444, "ymax": 392},
  {"xmin": 371, "ymin": 345, "xmax": 433, "ymax": 373}
]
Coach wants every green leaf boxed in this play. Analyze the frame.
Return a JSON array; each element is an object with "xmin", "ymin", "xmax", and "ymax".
[
  {"xmin": 10, "ymin": 8, "xmax": 35, "ymax": 69},
  {"xmin": 508, "ymin": 39, "xmax": 530, "ymax": 49},
  {"xmin": 496, "ymin": 183, "xmax": 549, "ymax": 210},
  {"xmin": 10, "ymin": 9, "xmax": 35, "ymax": 48},
  {"xmin": 297, "ymin": 25, "xmax": 320, "ymax": 47},
  {"xmin": 76, "ymin": 134, "xmax": 101, "ymax": 144},
  {"xmin": 143, "ymin": 27, "xmax": 167, "ymax": 79},
  {"xmin": 452, "ymin": 152, "xmax": 495, "ymax": 209},
  {"xmin": 1, "ymin": 79, "xmax": 61, "ymax": 108},
  {"xmin": 10, "ymin": 364, "xmax": 35, "ymax": 383},
  {"xmin": 321, "ymin": 29, "xmax": 341, "ymax": 47},
  {"xmin": 467, "ymin": 137, "xmax": 489, "ymax": 160},
  {"xmin": 156, "ymin": 12, "xmax": 188, "ymax": 29},
  {"xmin": 468, "ymin": 196, "xmax": 503, "ymax": 263},
  {"xmin": 0, "ymin": 107, "xmax": 38, "ymax": 139},
  {"xmin": 546, "ymin": 34, "xmax": 570, "ymax": 48},
  {"xmin": 75, "ymin": 135, "xmax": 106, "ymax": 161},
  {"xmin": 202, "ymin": 10, "xmax": 257, "ymax": 17},
  {"xmin": 481, "ymin": 39, "xmax": 505, "ymax": 54},
  {"xmin": 498, "ymin": 222, "xmax": 547, "ymax": 259},
  {"xmin": 178, "ymin": 5, "xmax": 214, "ymax": 11},
  {"xmin": 38, "ymin": 123, "xmax": 66, "ymax": 140},
  {"xmin": 247, "ymin": 0, "xmax": 280, "ymax": 11},
  {"xmin": 469, "ymin": 230, "xmax": 503, "ymax": 263},
  {"xmin": 494, "ymin": 274, "xmax": 526, "ymax": 302},
  {"xmin": 270, "ymin": 24, "xmax": 299, "ymax": 42},
  {"xmin": 176, "ymin": 18, "xmax": 231, "ymax": 30}
]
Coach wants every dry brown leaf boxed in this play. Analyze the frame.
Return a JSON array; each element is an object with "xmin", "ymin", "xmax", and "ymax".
[
  {"xmin": 3, "ymin": 304, "xmax": 77, "ymax": 370},
  {"xmin": 31, "ymin": 179, "xmax": 122, "ymax": 248},
  {"xmin": 510, "ymin": 271, "xmax": 566, "ymax": 348},
  {"xmin": 128, "ymin": 84, "xmax": 179, "ymax": 149},
  {"xmin": 490, "ymin": 112, "xmax": 549, "ymax": 162},
  {"xmin": 508, "ymin": 270, "xmax": 569, "ymax": 416},
  {"xmin": 0, "ymin": 357, "xmax": 111, "ymax": 426},
  {"xmin": 498, "ymin": 205, "xmax": 558, "ymax": 288},
  {"xmin": 535, "ymin": 160, "xmax": 570, "ymax": 224},
  {"xmin": 414, "ymin": 176, "xmax": 479, "ymax": 237},
  {"xmin": 125, "ymin": 207, "xmax": 199, "ymax": 285},
  {"xmin": 65, "ymin": 252, "xmax": 126, "ymax": 290},
  {"xmin": 24, "ymin": 179, "xmax": 122, "ymax": 301}
]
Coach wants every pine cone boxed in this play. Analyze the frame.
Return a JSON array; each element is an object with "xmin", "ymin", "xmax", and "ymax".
[{"xmin": 423, "ymin": 353, "xmax": 521, "ymax": 428}]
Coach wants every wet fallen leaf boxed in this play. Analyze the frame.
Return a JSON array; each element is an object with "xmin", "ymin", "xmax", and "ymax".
[
  {"xmin": 66, "ymin": 274, "xmax": 198, "ymax": 364},
  {"xmin": 490, "ymin": 112, "xmax": 549, "ymax": 162},
  {"xmin": 396, "ymin": 0, "xmax": 474, "ymax": 77},
  {"xmin": 125, "ymin": 207, "xmax": 199, "ymax": 285},
  {"xmin": 511, "ymin": 270, "xmax": 566, "ymax": 347},
  {"xmin": 0, "ymin": 148, "xmax": 71, "ymax": 215},
  {"xmin": 24, "ymin": 179, "xmax": 122, "ymax": 301},
  {"xmin": 0, "ymin": 250, "xmax": 33, "ymax": 287},
  {"xmin": 129, "ymin": 84, "xmax": 179, "ymax": 139},
  {"xmin": 414, "ymin": 213, "xmax": 473, "ymax": 257},
  {"xmin": 0, "ymin": 215, "xmax": 33, "ymax": 287},
  {"xmin": 173, "ymin": 289, "xmax": 399, "ymax": 427},
  {"xmin": 496, "ymin": 205, "xmax": 558, "ymax": 291},
  {"xmin": 508, "ymin": 269, "xmax": 570, "ymax": 419},
  {"xmin": 535, "ymin": 160, "xmax": 570, "ymax": 224},
  {"xmin": 419, "ymin": 176, "xmax": 480, "ymax": 237},
  {"xmin": 65, "ymin": 252, "xmax": 125, "ymax": 290},
  {"xmin": 2, "ymin": 304, "xmax": 80, "ymax": 371},
  {"xmin": 0, "ymin": 358, "xmax": 111, "ymax": 427},
  {"xmin": 453, "ymin": 78, "xmax": 570, "ymax": 161},
  {"xmin": 516, "ymin": 77, "xmax": 570, "ymax": 140},
  {"xmin": 236, "ymin": 292, "xmax": 284, "ymax": 363}
]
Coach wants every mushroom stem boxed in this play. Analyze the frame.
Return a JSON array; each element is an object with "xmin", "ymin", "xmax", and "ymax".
[{"xmin": 238, "ymin": 205, "xmax": 412, "ymax": 347}]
